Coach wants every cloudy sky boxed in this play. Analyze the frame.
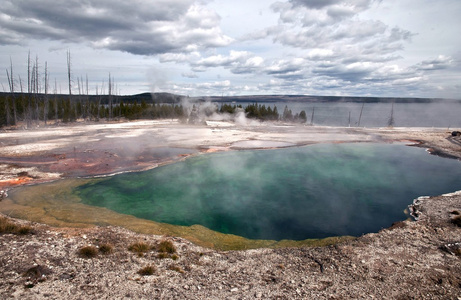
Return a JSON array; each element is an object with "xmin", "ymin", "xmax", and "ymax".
[{"xmin": 0, "ymin": 0, "xmax": 460, "ymax": 98}]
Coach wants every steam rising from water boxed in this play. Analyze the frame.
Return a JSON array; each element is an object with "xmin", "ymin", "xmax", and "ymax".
[{"xmin": 76, "ymin": 143, "xmax": 461, "ymax": 240}]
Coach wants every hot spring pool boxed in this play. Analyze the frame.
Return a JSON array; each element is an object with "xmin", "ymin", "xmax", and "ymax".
[{"xmin": 74, "ymin": 143, "xmax": 461, "ymax": 241}]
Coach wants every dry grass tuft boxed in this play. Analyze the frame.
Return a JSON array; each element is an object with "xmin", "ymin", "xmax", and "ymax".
[
  {"xmin": 78, "ymin": 245, "xmax": 98, "ymax": 258},
  {"xmin": 98, "ymin": 243, "xmax": 113, "ymax": 254},
  {"xmin": 157, "ymin": 240, "xmax": 176, "ymax": 254},
  {"xmin": 0, "ymin": 217, "xmax": 33, "ymax": 235},
  {"xmin": 128, "ymin": 241, "xmax": 151, "ymax": 254},
  {"xmin": 451, "ymin": 215, "xmax": 461, "ymax": 227},
  {"xmin": 138, "ymin": 265, "xmax": 156, "ymax": 276},
  {"xmin": 168, "ymin": 265, "xmax": 185, "ymax": 274}
]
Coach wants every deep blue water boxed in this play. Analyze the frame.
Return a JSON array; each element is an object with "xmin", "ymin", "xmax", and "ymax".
[{"xmin": 76, "ymin": 143, "xmax": 461, "ymax": 240}]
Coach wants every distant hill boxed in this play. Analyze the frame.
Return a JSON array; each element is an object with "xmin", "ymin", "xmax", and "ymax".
[
  {"xmin": 0, "ymin": 92, "xmax": 183, "ymax": 104},
  {"xmin": 194, "ymin": 94, "xmax": 458, "ymax": 104},
  {"xmin": 0, "ymin": 92, "xmax": 457, "ymax": 104}
]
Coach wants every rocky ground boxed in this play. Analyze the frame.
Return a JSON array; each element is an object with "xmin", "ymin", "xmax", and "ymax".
[
  {"xmin": 1, "ymin": 120, "xmax": 461, "ymax": 299},
  {"xmin": 1, "ymin": 191, "xmax": 460, "ymax": 299}
]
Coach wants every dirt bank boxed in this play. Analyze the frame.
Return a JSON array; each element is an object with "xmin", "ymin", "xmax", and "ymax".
[{"xmin": 1, "ymin": 120, "xmax": 461, "ymax": 298}]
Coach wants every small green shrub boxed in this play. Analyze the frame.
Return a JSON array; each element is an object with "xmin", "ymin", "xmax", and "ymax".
[
  {"xmin": 78, "ymin": 246, "xmax": 98, "ymax": 258},
  {"xmin": 128, "ymin": 241, "xmax": 151, "ymax": 254},
  {"xmin": 157, "ymin": 240, "xmax": 176, "ymax": 254},
  {"xmin": 171, "ymin": 254, "xmax": 179, "ymax": 261},
  {"xmin": 138, "ymin": 265, "xmax": 156, "ymax": 276},
  {"xmin": 157, "ymin": 252, "xmax": 169, "ymax": 259},
  {"xmin": 98, "ymin": 243, "xmax": 113, "ymax": 254}
]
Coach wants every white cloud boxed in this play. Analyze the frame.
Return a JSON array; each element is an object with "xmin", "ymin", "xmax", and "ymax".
[
  {"xmin": 0, "ymin": 0, "xmax": 459, "ymax": 98},
  {"xmin": 307, "ymin": 49, "xmax": 335, "ymax": 60}
]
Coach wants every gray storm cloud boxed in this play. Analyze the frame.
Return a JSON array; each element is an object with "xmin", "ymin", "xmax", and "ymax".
[{"xmin": 0, "ymin": 0, "xmax": 232, "ymax": 55}]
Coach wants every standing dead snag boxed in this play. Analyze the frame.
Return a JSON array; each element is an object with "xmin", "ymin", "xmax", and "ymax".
[{"xmin": 67, "ymin": 50, "xmax": 72, "ymax": 96}]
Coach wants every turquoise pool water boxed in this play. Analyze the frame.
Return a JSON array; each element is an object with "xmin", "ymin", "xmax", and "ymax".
[{"xmin": 76, "ymin": 143, "xmax": 461, "ymax": 240}]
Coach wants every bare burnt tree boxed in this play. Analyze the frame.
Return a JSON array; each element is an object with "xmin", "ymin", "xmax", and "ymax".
[
  {"xmin": 67, "ymin": 50, "xmax": 72, "ymax": 96},
  {"xmin": 97, "ymin": 82, "xmax": 102, "ymax": 119},
  {"xmin": 2, "ymin": 80, "xmax": 11, "ymax": 126},
  {"xmin": 108, "ymin": 73, "xmax": 113, "ymax": 120},
  {"xmin": 80, "ymin": 75, "xmax": 84, "ymax": 119},
  {"xmin": 18, "ymin": 75, "xmax": 23, "ymax": 93},
  {"xmin": 27, "ymin": 51, "xmax": 31, "ymax": 94},
  {"xmin": 86, "ymin": 74, "xmax": 90, "ymax": 120},
  {"xmin": 357, "ymin": 103, "xmax": 364, "ymax": 127},
  {"xmin": 44, "ymin": 61, "xmax": 49, "ymax": 125},
  {"xmin": 387, "ymin": 101, "xmax": 395, "ymax": 127},
  {"xmin": 77, "ymin": 76, "xmax": 81, "ymax": 95},
  {"xmin": 30, "ymin": 61, "xmax": 37, "ymax": 122},
  {"xmin": 34, "ymin": 55, "xmax": 40, "ymax": 125},
  {"xmin": 18, "ymin": 75, "xmax": 27, "ymax": 124},
  {"xmin": 26, "ymin": 51, "xmax": 32, "ymax": 128},
  {"xmin": 5, "ymin": 70, "xmax": 12, "ymax": 126},
  {"xmin": 7, "ymin": 57, "xmax": 17, "ymax": 124},
  {"xmin": 54, "ymin": 78, "xmax": 58, "ymax": 122}
]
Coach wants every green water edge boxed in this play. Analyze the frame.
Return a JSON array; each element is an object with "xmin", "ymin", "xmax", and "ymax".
[{"xmin": 2, "ymin": 178, "xmax": 355, "ymax": 250}]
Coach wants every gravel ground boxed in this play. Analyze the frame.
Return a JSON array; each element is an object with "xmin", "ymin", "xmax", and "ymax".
[
  {"xmin": 1, "ymin": 121, "xmax": 460, "ymax": 299},
  {"xmin": 1, "ymin": 191, "xmax": 461, "ymax": 299}
]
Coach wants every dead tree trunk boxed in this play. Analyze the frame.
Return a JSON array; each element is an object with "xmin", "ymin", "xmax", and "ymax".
[
  {"xmin": 44, "ymin": 61, "xmax": 49, "ymax": 126},
  {"xmin": 67, "ymin": 50, "xmax": 72, "ymax": 96},
  {"xmin": 26, "ymin": 51, "xmax": 32, "ymax": 128},
  {"xmin": 108, "ymin": 73, "xmax": 113, "ymax": 121},
  {"xmin": 7, "ymin": 58, "xmax": 17, "ymax": 125}
]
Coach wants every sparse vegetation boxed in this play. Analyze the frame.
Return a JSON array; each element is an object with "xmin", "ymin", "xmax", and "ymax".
[
  {"xmin": 157, "ymin": 240, "xmax": 176, "ymax": 254},
  {"xmin": 98, "ymin": 243, "xmax": 113, "ymax": 254},
  {"xmin": 0, "ymin": 217, "xmax": 33, "ymax": 235},
  {"xmin": 168, "ymin": 265, "xmax": 185, "ymax": 274},
  {"xmin": 17, "ymin": 226, "xmax": 33, "ymax": 235},
  {"xmin": 171, "ymin": 254, "xmax": 179, "ymax": 261},
  {"xmin": 157, "ymin": 252, "xmax": 169, "ymax": 259},
  {"xmin": 138, "ymin": 265, "xmax": 156, "ymax": 276},
  {"xmin": 78, "ymin": 245, "xmax": 98, "ymax": 258},
  {"xmin": 128, "ymin": 241, "xmax": 151, "ymax": 254},
  {"xmin": 451, "ymin": 215, "xmax": 461, "ymax": 227}
]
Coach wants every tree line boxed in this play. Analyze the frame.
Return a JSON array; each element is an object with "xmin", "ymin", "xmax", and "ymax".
[
  {"xmin": 219, "ymin": 103, "xmax": 307, "ymax": 122},
  {"xmin": 1, "ymin": 52, "xmax": 307, "ymax": 128},
  {"xmin": 0, "ymin": 93, "xmax": 309, "ymax": 127},
  {"xmin": 0, "ymin": 93, "xmax": 187, "ymax": 127}
]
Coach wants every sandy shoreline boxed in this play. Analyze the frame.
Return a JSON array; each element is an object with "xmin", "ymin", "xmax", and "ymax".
[{"xmin": 1, "ymin": 120, "xmax": 461, "ymax": 298}]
